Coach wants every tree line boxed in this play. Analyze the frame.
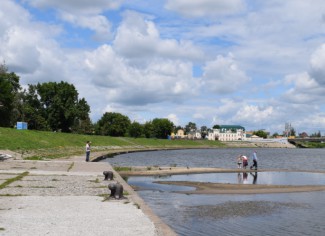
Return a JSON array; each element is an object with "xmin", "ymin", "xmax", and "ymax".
[{"xmin": 0, "ymin": 63, "xmax": 176, "ymax": 138}]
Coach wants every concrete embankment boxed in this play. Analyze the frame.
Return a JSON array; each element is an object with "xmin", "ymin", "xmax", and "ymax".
[{"xmin": 0, "ymin": 153, "xmax": 176, "ymax": 236}]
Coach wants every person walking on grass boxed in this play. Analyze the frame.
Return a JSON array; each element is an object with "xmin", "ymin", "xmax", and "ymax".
[
  {"xmin": 85, "ymin": 141, "xmax": 91, "ymax": 162},
  {"xmin": 250, "ymin": 151, "xmax": 258, "ymax": 170}
]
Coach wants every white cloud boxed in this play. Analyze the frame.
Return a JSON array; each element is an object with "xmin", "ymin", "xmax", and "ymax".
[
  {"xmin": 23, "ymin": 0, "xmax": 121, "ymax": 41},
  {"xmin": 202, "ymin": 54, "xmax": 250, "ymax": 94},
  {"xmin": 84, "ymin": 44, "xmax": 200, "ymax": 105},
  {"xmin": 0, "ymin": 1, "xmax": 66, "ymax": 83},
  {"xmin": 59, "ymin": 11, "xmax": 112, "ymax": 41},
  {"xmin": 1, "ymin": 26, "xmax": 41, "ymax": 74},
  {"xmin": 282, "ymin": 44, "xmax": 325, "ymax": 104},
  {"xmin": 167, "ymin": 114, "xmax": 179, "ymax": 125},
  {"xmin": 165, "ymin": 0, "xmax": 245, "ymax": 18},
  {"xmin": 113, "ymin": 11, "xmax": 203, "ymax": 63},
  {"xmin": 235, "ymin": 105, "xmax": 274, "ymax": 124},
  {"xmin": 310, "ymin": 44, "xmax": 325, "ymax": 85}
]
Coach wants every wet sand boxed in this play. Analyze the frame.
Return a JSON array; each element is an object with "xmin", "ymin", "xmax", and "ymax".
[
  {"xmin": 183, "ymin": 201, "xmax": 310, "ymax": 219},
  {"xmin": 120, "ymin": 167, "xmax": 325, "ymax": 194},
  {"xmin": 153, "ymin": 181, "xmax": 325, "ymax": 194}
]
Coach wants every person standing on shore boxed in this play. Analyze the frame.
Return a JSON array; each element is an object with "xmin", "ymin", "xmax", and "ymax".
[
  {"xmin": 237, "ymin": 155, "xmax": 242, "ymax": 168},
  {"xmin": 242, "ymin": 155, "xmax": 248, "ymax": 169},
  {"xmin": 85, "ymin": 141, "xmax": 91, "ymax": 162},
  {"xmin": 250, "ymin": 151, "xmax": 258, "ymax": 170}
]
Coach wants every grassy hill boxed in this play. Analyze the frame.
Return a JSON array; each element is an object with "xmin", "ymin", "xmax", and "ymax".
[{"xmin": 0, "ymin": 127, "xmax": 224, "ymax": 160}]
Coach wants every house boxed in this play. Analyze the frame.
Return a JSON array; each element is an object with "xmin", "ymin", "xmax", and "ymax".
[
  {"xmin": 187, "ymin": 130, "xmax": 202, "ymax": 139},
  {"xmin": 299, "ymin": 132, "xmax": 309, "ymax": 138},
  {"xmin": 171, "ymin": 129, "xmax": 186, "ymax": 139},
  {"xmin": 208, "ymin": 125, "xmax": 246, "ymax": 141}
]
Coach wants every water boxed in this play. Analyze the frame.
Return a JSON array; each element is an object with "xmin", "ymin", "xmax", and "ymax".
[
  {"xmin": 102, "ymin": 148, "xmax": 325, "ymax": 235},
  {"xmin": 129, "ymin": 172, "xmax": 325, "ymax": 187},
  {"xmin": 105, "ymin": 148, "xmax": 325, "ymax": 171}
]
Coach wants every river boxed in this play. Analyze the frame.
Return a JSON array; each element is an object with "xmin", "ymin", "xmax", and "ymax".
[{"xmin": 102, "ymin": 148, "xmax": 325, "ymax": 236}]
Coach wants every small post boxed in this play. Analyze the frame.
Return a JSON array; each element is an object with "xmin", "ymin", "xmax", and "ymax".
[
  {"xmin": 115, "ymin": 183, "xmax": 124, "ymax": 199},
  {"xmin": 103, "ymin": 171, "xmax": 113, "ymax": 180},
  {"xmin": 108, "ymin": 183, "xmax": 124, "ymax": 199},
  {"xmin": 108, "ymin": 183, "xmax": 116, "ymax": 198}
]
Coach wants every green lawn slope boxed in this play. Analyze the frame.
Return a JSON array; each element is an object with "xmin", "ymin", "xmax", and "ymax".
[{"xmin": 0, "ymin": 127, "xmax": 224, "ymax": 159}]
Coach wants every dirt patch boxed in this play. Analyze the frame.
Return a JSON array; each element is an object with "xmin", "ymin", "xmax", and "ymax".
[{"xmin": 183, "ymin": 201, "xmax": 310, "ymax": 219}]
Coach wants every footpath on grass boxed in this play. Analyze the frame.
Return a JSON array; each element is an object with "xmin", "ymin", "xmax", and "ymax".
[{"xmin": 0, "ymin": 150, "xmax": 176, "ymax": 236}]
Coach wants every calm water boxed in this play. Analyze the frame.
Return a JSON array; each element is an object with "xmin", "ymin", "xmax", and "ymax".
[
  {"xmin": 102, "ymin": 148, "xmax": 325, "ymax": 236},
  {"xmin": 105, "ymin": 148, "xmax": 325, "ymax": 171}
]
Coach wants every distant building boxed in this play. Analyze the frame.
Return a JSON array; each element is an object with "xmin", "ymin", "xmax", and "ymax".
[
  {"xmin": 208, "ymin": 125, "xmax": 246, "ymax": 141},
  {"xmin": 187, "ymin": 130, "xmax": 202, "ymax": 139},
  {"xmin": 171, "ymin": 129, "xmax": 186, "ymax": 139},
  {"xmin": 299, "ymin": 132, "xmax": 309, "ymax": 138}
]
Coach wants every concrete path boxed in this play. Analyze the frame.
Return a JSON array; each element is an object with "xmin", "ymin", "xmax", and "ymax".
[{"xmin": 0, "ymin": 152, "xmax": 176, "ymax": 236}]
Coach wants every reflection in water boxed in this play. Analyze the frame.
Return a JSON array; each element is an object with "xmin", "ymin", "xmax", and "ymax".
[
  {"xmin": 237, "ymin": 172, "xmax": 258, "ymax": 184},
  {"xmin": 243, "ymin": 172, "xmax": 248, "ymax": 184},
  {"xmin": 250, "ymin": 172, "xmax": 258, "ymax": 184},
  {"xmin": 237, "ymin": 173, "xmax": 242, "ymax": 184},
  {"xmin": 130, "ymin": 172, "xmax": 325, "ymax": 186}
]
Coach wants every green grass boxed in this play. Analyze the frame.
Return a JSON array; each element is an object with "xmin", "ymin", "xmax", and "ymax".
[
  {"xmin": 67, "ymin": 162, "xmax": 74, "ymax": 172},
  {"xmin": 294, "ymin": 141, "xmax": 325, "ymax": 148},
  {"xmin": 0, "ymin": 127, "xmax": 225, "ymax": 159},
  {"xmin": 0, "ymin": 172, "xmax": 29, "ymax": 189},
  {"xmin": 114, "ymin": 166, "xmax": 132, "ymax": 172}
]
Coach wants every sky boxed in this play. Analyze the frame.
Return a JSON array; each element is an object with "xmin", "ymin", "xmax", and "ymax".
[{"xmin": 1, "ymin": 0, "xmax": 325, "ymax": 135}]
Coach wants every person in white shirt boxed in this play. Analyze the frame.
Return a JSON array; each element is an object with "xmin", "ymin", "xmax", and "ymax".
[{"xmin": 85, "ymin": 141, "xmax": 91, "ymax": 162}]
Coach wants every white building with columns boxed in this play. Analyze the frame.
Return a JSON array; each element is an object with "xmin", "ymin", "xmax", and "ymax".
[{"xmin": 208, "ymin": 125, "xmax": 246, "ymax": 141}]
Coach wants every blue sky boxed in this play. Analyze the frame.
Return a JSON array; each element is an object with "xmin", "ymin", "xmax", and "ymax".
[{"xmin": 1, "ymin": 0, "xmax": 325, "ymax": 134}]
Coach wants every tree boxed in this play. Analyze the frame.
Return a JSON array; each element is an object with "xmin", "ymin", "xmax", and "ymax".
[
  {"xmin": 143, "ymin": 121, "xmax": 154, "ymax": 138},
  {"xmin": 253, "ymin": 130, "xmax": 267, "ymax": 139},
  {"xmin": 151, "ymin": 118, "xmax": 174, "ymax": 139},
  {"xmin": 272, "ymin": 132, "xmax": 279, "ymax": 138},
  {"xmin": 213, "ymin": 124, "xmax": 220, "ymax": 129},
  {"xmin": 310, "ymin": 131, "xmax": 321, "ymax": 137},
  {"xmin": 185, "ymin": 122, "xmax": 197, "ymax": 134},
  {"xmin": 175, "ymin": 125, "xmax": 183, "ymax": 132},
  {"xmin": 19, "ymin": 86, "xmax": 49, "ymax": 130},
  {"xmin": 25, "ymin": 81, "xmax": 90, "ymax": 132},
  {"xmin": 0, "ymin": 63, "xmax": 21, "ymax": 127},
  {"xmin": 128, "ymin": 121, "xmax": 143, "ymax": 138},
  {"xmin": 71, "ymin": 98, "xmax": 93, "ymax": 134},
  {"xmin": 96, "ymin": 112, "xmax": 131, "ymax": 136},
  {"xmin": 201, "ymin": 126, "xmax": 208, "ymax": 139}
]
